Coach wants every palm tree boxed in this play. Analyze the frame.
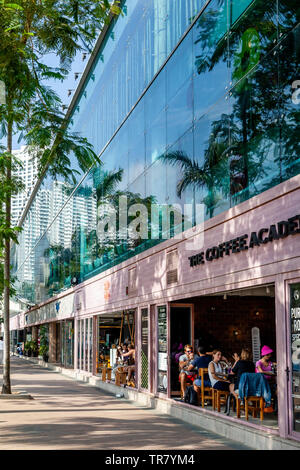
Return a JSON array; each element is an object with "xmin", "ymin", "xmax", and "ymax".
[
  {"xmin": 159, "ymin": 152, "xmax": 222, "ymax": 220},
  {"xmin": 0, "ymin": 0, "xmax": 120, "ymax": 394},
  {"xmin": 90, "ymin": 166, "xmax": 124, "ymax": 206},
  {"xmin": 193, "ymin": 0, "xmax": 299, "ymax": 202},
  {"xmin": 159, "ymin": 115, "xmax": 229, "ymax": 219},
  {"xmin": 87, "ymin": 166, "xmax": 158, "ymax": 265}
]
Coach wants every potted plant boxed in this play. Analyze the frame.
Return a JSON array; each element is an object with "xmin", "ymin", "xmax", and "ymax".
[
  {"xmin": 24, "ymin": 341, "xmax": 32, "ymax": 357},
  {"xmin": 39, "ymin": 344, "xmax": 49, "ymax": 362},
  {"xmin": 30, "ymin": 340, "xmax": 38, "ymax": 357},
  {"xmin": 39, "ymin": 325, "xmax": 49, "ymax": 362}
]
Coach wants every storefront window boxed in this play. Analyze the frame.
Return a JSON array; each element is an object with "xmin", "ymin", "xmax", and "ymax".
[
  {"xmin": 89, "ymin": 318, "xmax": 93, "ymax": 373},
  {"xmin": 157, "ymin": 306, "xmax": 168, "ymax": 394},
  {"xmin": 85, "ymin": 318, "xmax": 89, "ymax": 371},
  {"xmin": 141, "ymin": 308, "xmax": 149, "ymax": 390},
  {"xmin": 290, "ymin": 283, "xmax": 300, "ymax": 433},
  {"xmin": 80, "ymin": 319, "xmax": 84, "ymax": 371},
  {"xmin": 77, "ymin": 320, "xmax": 80, "ymax": 370},
  {"xmin": 61, "ymin": 320, "xmax": 74, "ymax": 368},
  {"xmin": 96, "ymin": 310, "xmax": 136, "ymax": 386},
  {"xmin": 77, "ymin": 318, "xmax": 93, "ymax": 372}
]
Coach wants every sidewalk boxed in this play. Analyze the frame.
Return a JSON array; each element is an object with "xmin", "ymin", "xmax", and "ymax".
[{"xmin": 0, "ymin": 357, "xmax": 251, "ymax": 450}]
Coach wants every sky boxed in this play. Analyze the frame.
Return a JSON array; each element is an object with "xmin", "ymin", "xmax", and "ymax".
[
  {"xmin": 8, "ymin": 49, "xmax": 91, "ymax": 151},
  {"xmin": 45, "ymin": 51, "xmax": 91, "ymax": 113}
]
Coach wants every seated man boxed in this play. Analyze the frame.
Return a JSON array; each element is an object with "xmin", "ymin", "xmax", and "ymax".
[
  {"xmin": 179, "ymin": 344, "xmax": 198, "ymax": 398},
  {"xmin": 187, "ymin": 346, "xmax": 212, "ymax": 401}
]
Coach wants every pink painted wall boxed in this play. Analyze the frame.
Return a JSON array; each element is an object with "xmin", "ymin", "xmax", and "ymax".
[{"xmin": 11, "ymin": 174, "xmax": 300, "ymax": 325}]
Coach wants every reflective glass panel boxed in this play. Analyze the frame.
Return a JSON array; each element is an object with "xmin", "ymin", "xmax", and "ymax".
[{"xmin": 193, "ymin": 0, "xmax": 230, "ymax": 120}]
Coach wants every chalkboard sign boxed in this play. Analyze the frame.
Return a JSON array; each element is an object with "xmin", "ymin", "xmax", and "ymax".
[
  {"xmin": 157, "ymin": 306, "xmax": 168, "ymax": 393},
  {"xmin": 290, "ymin": 283, "xmax": 300, "ymax": 433}
]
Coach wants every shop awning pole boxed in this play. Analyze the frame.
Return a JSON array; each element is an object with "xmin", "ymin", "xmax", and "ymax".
[
  {"xmin": 119, "ymin": 311, "xmax": 124, "ymax": 345},
  {"xmin": 126, "ymin": 312, "xmax": 133, "ymax": 344},
  {"xmin": 132, "ymin": 317, "xmax": 135, "ymax": 346}
]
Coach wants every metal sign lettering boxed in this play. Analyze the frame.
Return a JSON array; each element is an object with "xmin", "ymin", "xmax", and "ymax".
[{"xmin": 189, "ymin": 215, "xmax": 300, "ymax": 267}]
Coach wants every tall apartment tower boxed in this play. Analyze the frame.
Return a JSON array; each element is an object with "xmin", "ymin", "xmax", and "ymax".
[{"xmin": 11, "ymin": 146, "xmax": 39, "ymax": 226}]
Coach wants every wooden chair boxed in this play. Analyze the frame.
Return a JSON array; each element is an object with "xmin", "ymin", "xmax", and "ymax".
[
  {"xmin": 115, "ymin": 367, "xmax": 127, "ymax": 386},
  {"xmin": 197, "ymin": 368, "xmax": 214, "ymax": 407},
  {"xmin": 234, "ymin": 395, "xmax": 264, "ymax": 421},
  {"xmin": 213, "ymin": 389, "xmax": 230, "ymax": 412},
  {"xmin": 106, "ymin": 368, "xmax": 112, "ymax": 381},
  {"xmin": 101, "ymin": 365, "xmax": 106, "ymax": 382}
]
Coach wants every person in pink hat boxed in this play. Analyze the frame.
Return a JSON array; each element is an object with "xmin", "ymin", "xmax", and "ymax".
[
  {"xmin": 255, "ymin": 345, "xmax": 277, "ymax": 413},
  {"xmin": 255, "ymin": 345, "xmax": 275, "ymax": 380}
]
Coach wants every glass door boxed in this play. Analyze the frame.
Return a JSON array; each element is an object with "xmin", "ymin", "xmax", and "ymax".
[
  {"xmin": 89, "ymin": 318, "xmax": 93, "ymax": 373},
  {"xmin": 61, "ymin": 320, "xmax": 74, "ymax": 368},
  {"xmin": 289, "ymin": 283, "xmax": 300, "ymax": 435},
  {"xmin": 84, "ymin": 318, "xmax": 89, "ymax": 371},
  {"xmin": 77, "ymin": 318, "xmax": 93, "ymax": 372},
  {"xmin": 170, "ymin": 304, "xmax": 193, "ymax": 397}
]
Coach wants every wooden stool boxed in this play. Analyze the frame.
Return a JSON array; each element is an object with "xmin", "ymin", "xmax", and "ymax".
[
  {"xmin": 213, "ymin": 389, "xmax": 230, "ymax": 412},
  {"xmin": 106, "ymin": 368, "xmax": 112, "ymax": 381},
  {"xmin": 235, "ymin": 396, "xmax": 264, "ymax": 420},
  {"xmin": 115, "ymin": 371, "xmax": 121, "ymax": 386},
  {"xmin": 245, "ymin": 396, "xmax": 264, "ymax": 421},
  {"xmin": 115, "ymin": 368, "xmax": 127, "ymax": 386},
  {"xmin": 197, "ymin": 368, "xmax": 214, "ymax": 407},
  {"xmin": 101, "ymin": 366, "xmax": 106, "ymax": 382}
]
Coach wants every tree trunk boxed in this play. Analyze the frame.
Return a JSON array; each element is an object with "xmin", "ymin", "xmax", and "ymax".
[{"xmin": 2, "ymin": 117, "xmax": 12, "ymax": 395}]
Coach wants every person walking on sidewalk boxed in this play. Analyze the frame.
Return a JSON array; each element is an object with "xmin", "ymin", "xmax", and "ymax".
[{"xmin": 0, "ymin": 336, "xmax": 4, "ymax": 365}]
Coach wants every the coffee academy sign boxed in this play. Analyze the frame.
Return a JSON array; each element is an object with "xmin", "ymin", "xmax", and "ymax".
[{"xmin": 188, "ymin": 215, "xmax": 300, "ymax": 267}]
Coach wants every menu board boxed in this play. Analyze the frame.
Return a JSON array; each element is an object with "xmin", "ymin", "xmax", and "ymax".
[
  {"xmin": 158, "ymin": 306, "xmax": 167, "ymax": 353},
  {"xmin": 157, "ymin": 306, "xmax": 168, "ymax": 393},
  {"xmin": 158, "ymin": 352, "xmax": 168, "ymax": 372},
  {"xmin": 290, "ymin": 283, "xmax": 300, "ymax": 432}
]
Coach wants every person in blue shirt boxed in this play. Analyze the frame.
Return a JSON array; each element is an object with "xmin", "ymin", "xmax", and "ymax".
[{"xmin": 187, "ymin": 345, "xmax": 212, "ymax": 392}]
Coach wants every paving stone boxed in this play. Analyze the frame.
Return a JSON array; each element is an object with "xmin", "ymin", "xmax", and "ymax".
[{"xmin": 0, "ymin": 357, "xmax": 251, "ymax": 450}]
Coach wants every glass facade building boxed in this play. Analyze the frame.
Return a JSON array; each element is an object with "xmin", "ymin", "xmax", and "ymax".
[{"xmin": 12, "ymin": 0, "xmax": 299, "ymax": 305}]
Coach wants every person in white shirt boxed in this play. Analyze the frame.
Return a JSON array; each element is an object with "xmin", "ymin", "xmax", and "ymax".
[{"xmin": 0, "ymin": 336, "xmax": 4, "ymax": 365}]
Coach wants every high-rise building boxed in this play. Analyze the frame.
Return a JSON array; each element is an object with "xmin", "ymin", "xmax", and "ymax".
[{"xmin": 11, "ymin": 146, "xmax": 39, "ymax": 227}]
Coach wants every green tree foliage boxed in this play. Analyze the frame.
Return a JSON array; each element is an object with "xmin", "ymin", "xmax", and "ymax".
[
  {"xmin": 0, "ymin": 150, "xmax": 24, "ymax": 300},
  {"xmin": 42, "ymin": 166, "xmax": 159, "ymax": 295},
  {"xmin": 0, "ymin": 0, "xmax": 121, "ymax": 393}
]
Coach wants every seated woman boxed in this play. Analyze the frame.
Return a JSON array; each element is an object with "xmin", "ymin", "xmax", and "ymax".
[
  {"xmin": 122, "ymin": 344, "xmax": 135, "ymax": 386},
  {"xmin": 255, "ymin": 345, "xmax": 277, "ymax": 411},
  {"xmin": 229, "ymin": 348, "xmax": 255, "ymax": 398},
  {"xmin": 208, "ymin": 350, "xmax": 231, "ymax": 392},
  {"xmin": 255, "ymin": 345, "xmax": 276, "ymax": 380},
  {"xmin": 116, "ymin": 345, "xmax": 123, "ymax": 362}
]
